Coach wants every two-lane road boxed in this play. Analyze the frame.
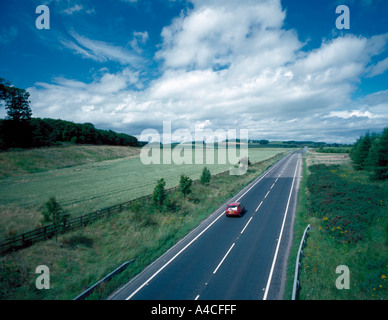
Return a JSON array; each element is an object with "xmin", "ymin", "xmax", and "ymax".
[{"xmin": 110, "ymin": 151, "xmax": 301, "ymax": 300}]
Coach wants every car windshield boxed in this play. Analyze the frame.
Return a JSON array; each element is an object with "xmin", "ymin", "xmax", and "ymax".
[{"xmin": 228, "ymin": 205, "xmax": 238, "ymax": 211}]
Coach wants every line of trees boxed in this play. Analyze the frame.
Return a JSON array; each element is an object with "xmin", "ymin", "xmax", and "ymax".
[
  {"xmin": 0, "ymin": 78, "xmax": 139, "ymax": 149},
  {"xmin": 350, "ymin": 128, "xmax": 388, "ymax": 180}
]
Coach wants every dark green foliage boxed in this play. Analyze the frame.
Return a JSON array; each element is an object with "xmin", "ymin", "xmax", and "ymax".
[
  {"xmin": 41, "ymin": 196, "xmax": 69, "ymax": 226},
  {"xmin": 179, "ymin": 174, "xmax": 193, "ymax": 196},
  {"xmin": 350, "ymin": 128, "xmax": 388, "ymax": 180},
  {"xmin": 306, "ymin": 164, "xmax": 387, "ymax": 243},
  {"xmin": 0, "ymin": 117, "xmax": 139, "ymax": 149},
  {"xmin": 1, "ymin": 78, "xmax": 139, "ymax": 149},
  {"xmin": 200, "ymin": 167, "xmax": 211, "ymax": 185},
  {"xmin": 41, "ymin": 196, "xmax": 70, "ymax": 241},
  {"xmin": 153, "ymin": 178, "xmax": 167, "ymax": 206},
  {"xmin": 350, "ymin": 132, "xmax": 374, "ymax": 170},
  {"xmin": 366, "ymin": 128, "xmax": 388, "ymax": 180},
  {"xmin": 0, "ymin": 78, "xmax": 32, "ymax": 121}
]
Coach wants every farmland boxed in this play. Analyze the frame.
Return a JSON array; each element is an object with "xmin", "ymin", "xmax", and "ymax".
[
  {"xmin": 0, "ymin": 148, "xmax": 288, "ymax": 300},
  {"xmin": 0, "ymin": 145, "xmax": 287, "ymax": 239}
]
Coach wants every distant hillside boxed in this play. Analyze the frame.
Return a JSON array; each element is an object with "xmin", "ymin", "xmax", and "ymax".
[{"xmin": 0, "ymin": 117, "xmax": 139, "ymax": 149}]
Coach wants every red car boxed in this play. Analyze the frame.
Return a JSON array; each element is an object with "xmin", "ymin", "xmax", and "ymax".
[{"xmin": 225, "ymin": 202, "xmax": 245, "ymax": 217}]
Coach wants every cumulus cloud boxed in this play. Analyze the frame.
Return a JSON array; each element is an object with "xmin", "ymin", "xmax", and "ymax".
[{"xmin": 29, "ymin": 0, "xmax": 388, "ymax": 143}]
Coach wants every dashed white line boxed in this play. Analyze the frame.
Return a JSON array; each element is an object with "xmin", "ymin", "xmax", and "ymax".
[
  {"xmin": 124, "ymin": 153, "xmax": 294, "ymax": 300},
  {"xmin": 194, "ymin": 295, "xmax": 200, "ymax": 300},
  {"xmin": 125, "ymin": 210, "xmax": 225, "ymax": 300},
  {"xmin": 213, "ymin": 243, "xmax": 235, "ymax": 274},
  {"xmin": 264, "ymin": 190, "xmax": 270, "ymax": 198},
  {"xmin": 255, "ymin": 200, "xmax": 263, "ymax": 212},
  {"xmin": 241, "ymin": 217, "xmax": 253, "ymax": 234},
  {"xmin": 263, "ymin": 155, "xmax": 300, "ymax": 300}
]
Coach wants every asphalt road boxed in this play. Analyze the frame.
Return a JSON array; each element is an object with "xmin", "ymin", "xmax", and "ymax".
[{"xmin": 110, "ymin": 151, "xmax": 302, "ymax": 300}]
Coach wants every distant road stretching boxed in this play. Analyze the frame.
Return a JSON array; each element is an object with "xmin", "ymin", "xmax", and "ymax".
[{"xmin": 110, "ymin": 151, "xmax": 302, "ymax": 300}]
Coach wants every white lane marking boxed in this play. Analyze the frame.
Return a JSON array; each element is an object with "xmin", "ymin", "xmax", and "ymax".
[
  {"xmin": 241, "ymin": 217, "xmax": 253, "ymax": 234},
  {"xmin": 125, "ymin": 153, "xmax": 293, "ymax": 300},
  {"xmin": 255, "ymin": 201, "xmax": 263, "ymax": 212},
  {"xmin": 125, "ymin": 210, "xmax": 224, "ymax": 300},
  {"xmin": 235, "ymin": 154, "xmax": 290, "ymax": 203},
  {"xmin": 270, "ymin": 183, "xmax": 275, "ymax": 189},
  {"xmin": 263, "ymin": 155, "xmax": 300, "ymax": 300},
  {"xmin": 195, "ymin": 295, "xmax": 200, "ymax": 300},
  {"xmin": 264, "ymin": 190, "xmax": 270, "ymax": 198},
  {"xmin": 213, "ymin": 243, "xmax": 235, "ymax": 274}
]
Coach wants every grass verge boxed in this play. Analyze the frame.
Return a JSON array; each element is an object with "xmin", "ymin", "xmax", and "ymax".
[
  {"xmin": 0, "ymin": 152, "xmax": 286, "ymax": 300},
  {"xmin": 285, "ymin": 151, "xmax": 387, "ymax": 300}
]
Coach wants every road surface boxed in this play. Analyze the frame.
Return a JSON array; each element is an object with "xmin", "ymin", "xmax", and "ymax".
[{"xmin": 110, "ymin": 151, "xmax": 301, "ymax": 300}]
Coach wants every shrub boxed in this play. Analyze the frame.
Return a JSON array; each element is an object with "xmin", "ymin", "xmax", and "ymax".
[
  {"xmin": 41, "ymin": 196, "xmax": 69, "ymax": 241},
  {"xmin": 200, "ymin": 167, "xmax": 211, "ymax": 185},
  {"xmin": 179, "ymin": 174, "xmax": 193, "ymax": 196},
  {"xmin": 153, "ymin": 178, "xmax": 166, "ymax": 206}
]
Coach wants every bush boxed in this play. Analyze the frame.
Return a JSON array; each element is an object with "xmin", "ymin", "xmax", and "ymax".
[
  {"xmin": 179, "ymin": 174, "xmax": 193, "ymax": 196},
  {"xmin": 152, "ymin": 178, "xmax": 166, "ymax": 206},
  {"xmin": 200, "ymin": 167, "xmax": 211, "ymax": 185},
  {"xmin": 306, "ymin": 164, "xmax": 385, "ymax": 243}
]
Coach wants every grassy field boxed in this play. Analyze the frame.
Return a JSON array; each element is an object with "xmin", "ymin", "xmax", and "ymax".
[
  {"xmin": 0, "ymin": 146, "xmax": 286, "ymax": 239},
  {"xmin": 285, "ymin": 151, "xmax": 387, "ymax": 300},
  {"xmin": 0, "ymin": 151, "xmax": 287, "ymax": 300}
]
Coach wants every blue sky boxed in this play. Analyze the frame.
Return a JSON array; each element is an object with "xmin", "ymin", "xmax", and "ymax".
[{"xmin": 1, "ymin": 0, "xmax": 388, "ymax": 143}]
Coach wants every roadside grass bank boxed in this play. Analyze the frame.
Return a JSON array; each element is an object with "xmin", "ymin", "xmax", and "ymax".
[
  {"xmin": 0, "ymin": 148, "xmax": 286, "ymax": 239},
  {"xmin": 0, "ymin": 144, "xmax": 141, "ymax": 179},
  {"xmin": 0, "ymin": 152, "xmax": 287, "ymax": 300},
  {"xmin": 285, "ymin": 151, "xmax": 387, "ymax": 300}
]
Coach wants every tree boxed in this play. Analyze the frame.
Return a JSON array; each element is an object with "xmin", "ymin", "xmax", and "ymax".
[
  {"xmin": 41, "ymin": 196, "xmax": 69, "ymax": 241},
  {"xmin": 0, "ymin": 79, "xmax": 32, "ymax": 121},
  {"xmin": 200, "ymin": 167, "xmax": 211, "ymax": 185},
  {"xmin": 366, "ymin": 128, "xmax": 388, "ymax": 180},
  {"xmin": 153, "ymin": 178, "xmax": 167, "ymax": 206},
  {"xmin": 350, "ymin": 132, "xmax": 373, "ymax": 170},
  {"xmin": 179, "ymin": 174, "xmax": 193, "ymax": 196}
]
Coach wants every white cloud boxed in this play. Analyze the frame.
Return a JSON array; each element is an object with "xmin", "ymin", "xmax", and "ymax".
[
  {"xmin": 130, "ymin": 31, "xmax": 149, "ymax": 53},
  {"xmin": 367, "ymin": 57, "xmax": 388, "ymax": 77},
  {"xmin": 61, "ymin": 31, "xmax": 145, "ymax": 66},
  {"xmin": 29, "ymin": 0, "xmax": 388, "ymax": 143}
]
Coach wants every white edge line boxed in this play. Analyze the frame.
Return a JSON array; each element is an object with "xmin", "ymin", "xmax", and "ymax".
[
  {"xmin": 125, "ymin": 211, "xmax": 224, "ymax": 300},
  {"xmin": 235, "ymin": 154, "xmax": 290, "ymax": 202},
  {"xmin": 213, "ymin": 243, "xmax": 235, "ymax": 274},
  {"xmin": 125, "ymin": 153, "xmax": 292, "ymax": 300},
  {"xmin": 263, "ymin": 155, "xmax": 300, "ymax": 300},
  {"xmin": 241, "ymin": 217, "xmax": 253, "ymax": 234}
]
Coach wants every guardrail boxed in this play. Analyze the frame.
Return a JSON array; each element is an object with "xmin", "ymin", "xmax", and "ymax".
[
  {"xmin": 292, "ymin": 224, "xmax": 311, "ymax": 300},
  {"xmin": 73, "ymin": 259, "xmax": 136, "ymax": 300}
]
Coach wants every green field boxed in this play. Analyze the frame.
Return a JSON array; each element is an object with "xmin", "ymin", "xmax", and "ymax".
[
  {"xmin": 0, "ymin": 146, "xmax": 287, "ymax": 239},
  {"xmin": 0, "ymin": 150, "xmax": 288, "ymax": 300}
]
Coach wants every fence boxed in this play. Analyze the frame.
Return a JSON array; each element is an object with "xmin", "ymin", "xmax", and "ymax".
[
  {"xmin": 0, "ymin": 152, "xmax": 286, "ymax": 255},
  {"xmin": 292, "ymin": 224, "xmax": 311, "ymax": 300},
  {"xmin": 0, "ymin": 169, "xmax": 232, "ymax": 255},
  {"xmin": 0, "ymin": 190, "xmax": 175, "ymax": 255}
]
